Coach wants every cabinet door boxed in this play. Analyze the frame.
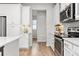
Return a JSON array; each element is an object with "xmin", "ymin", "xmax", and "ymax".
[
  {"xmin": 72, "ymin": 45, "xmax": 79, "ymax": 56},
  {"xmin": 60, "ymin": 3, "xmax": 71, "ymax": 12},
  {"xmin": 64, "ymin": 41, "xmax": 72, "ymax": 50},
  {"xmin": 20, "ymin": 34, "xmax": 29, "ymax": 48},
  {"xmin": 64, "ymin": 48, "xmax": 72, "ymax": 56},
  {"xmin": 75, "ymin": 3, "xmax": 79, "ymax": 20},
  {"xmin": 64, "ymin": 40, "xmax": 73, "ymax": 56}
]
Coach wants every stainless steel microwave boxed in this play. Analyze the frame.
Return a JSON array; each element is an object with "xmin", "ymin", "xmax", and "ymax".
[{"xmin": 60, "ymin": 3, "xmax": 75, "ymax": 22}]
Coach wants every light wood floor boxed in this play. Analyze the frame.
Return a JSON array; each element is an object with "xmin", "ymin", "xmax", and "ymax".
[{"xmin": 19, "ymin": 38, "xmax": 54, "ymax": 56}]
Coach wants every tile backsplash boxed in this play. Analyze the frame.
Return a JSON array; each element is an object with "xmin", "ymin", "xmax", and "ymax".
[{"xmin": 62, "ymin": 21, "xmax": 79, "ymax": 34}]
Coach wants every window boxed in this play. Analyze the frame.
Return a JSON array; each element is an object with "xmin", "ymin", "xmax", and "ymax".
[{"xmin": 32, "ymin": 20, "xmax": 37, "ymax": 30}]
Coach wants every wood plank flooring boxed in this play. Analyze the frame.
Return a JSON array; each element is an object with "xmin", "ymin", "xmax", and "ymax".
[{"xmin": 19, "ymin": 39, "xmax": 54, "ymax": 56}]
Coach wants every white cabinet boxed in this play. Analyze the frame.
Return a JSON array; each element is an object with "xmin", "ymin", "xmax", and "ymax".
[
  {"xmin": 20, "ymin": 34, "xmax": 29, "ymax": 48},
  {"xmin": 4, "ymin": 39, "xmax": 19, "ymax": 56},
  {"xmin": 72, "ymin": 45, "xmax": 79, "ymax": 56},
  {"xmin": 64, "ymin": 40, "xmax": 73, "ymax": 56},
  {"xmin": 64, "ymin": 39, "xmax": 79, "ymax": 56},
  {"xmin": 64, "ymin": 41, "xmax": 72, "ymax": 50},
  {"xmin": 64, "ymin": 48, "xmax": 72, "ymax": 56},
  {"xmin": 75, "ymin": 3, "xmax": 79, "ymax": 20}
]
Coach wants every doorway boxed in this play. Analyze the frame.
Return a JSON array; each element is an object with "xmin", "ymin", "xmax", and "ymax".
[
  {"xmin": 32, "ymin": 10, "xmax": 37, "ymax": 42},
  {"xmin": 32, "ymin": 10, "xmax": 47, "ymax": 44}
]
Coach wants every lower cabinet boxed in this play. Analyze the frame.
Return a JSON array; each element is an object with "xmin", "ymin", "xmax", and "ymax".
[
  {"xmin": 72, "ymin": 45, "xmax": 79, "ymax": 56},
  {"xmin": 64, "ymin": 48, "xmax": 72, "ymax": 56},
  {"xmin": 64, "ymin": 49, "xmax": 72, "ymax": 56},
  {"xmin": 19, "ymin": 33, "xmax": 29, "ymax": 48},
  {"xmin": 64, "ymin": 40, "xmax": 79, "ymax": 56},
  {"xmin": 64, "ymin": 40, "xmax": 73, "ymax": 56}
]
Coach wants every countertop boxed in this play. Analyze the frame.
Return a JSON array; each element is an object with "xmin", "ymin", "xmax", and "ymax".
[
  {"xmin": 0, "ymin": 36, "xmax": 21, "ymax": 47},
  {"xmin": 63, "ymin": 38, "xmax": 79, "ymax": 47}
]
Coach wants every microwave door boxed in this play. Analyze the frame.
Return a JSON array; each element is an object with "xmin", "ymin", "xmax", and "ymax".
[{"xmin": 63, "ymin": 10, "xmax": 69, "ymax": 22}]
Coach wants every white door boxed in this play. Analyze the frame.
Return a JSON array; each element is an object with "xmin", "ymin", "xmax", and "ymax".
[{"xmin": 37, "ymin": 10, "xmax": 46, "ymax": 42}]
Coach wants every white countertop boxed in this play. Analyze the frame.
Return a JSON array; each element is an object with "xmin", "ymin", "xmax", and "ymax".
[
  {"xmin": 0, "ymin": 36, "xmax": 21, "ymax": 47},
  {"xmin": 63, "ymin": 38, "xmax": 79, "ymax": 47}
]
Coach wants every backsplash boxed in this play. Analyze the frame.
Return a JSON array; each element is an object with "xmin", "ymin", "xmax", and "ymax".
[{"xmin": 62, "ymin": 21, "xmax": 79, "ymax": 34}]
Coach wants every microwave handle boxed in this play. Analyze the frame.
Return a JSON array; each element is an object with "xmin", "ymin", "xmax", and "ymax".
[{"xmin": 66, "ymin": 9, "xmax": 68, "ymax": 18}]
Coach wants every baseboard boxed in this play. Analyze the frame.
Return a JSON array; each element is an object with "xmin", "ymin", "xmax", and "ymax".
[
  {"xmin": 37, "ymin": 40, "xmax": 46, "ymax": 42},
  {"xmin": 19, "ymin": 46, "xmax": 30, "ymax": 49}
]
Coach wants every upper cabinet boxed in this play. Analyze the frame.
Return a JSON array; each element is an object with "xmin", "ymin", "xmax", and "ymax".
[{"xmin": 75, "ymin": 3, "xmax": 79, "ymax": 20}]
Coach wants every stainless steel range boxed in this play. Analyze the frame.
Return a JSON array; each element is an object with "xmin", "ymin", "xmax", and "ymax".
[
  {"xmin": 68, "ymin": 27, "xmax": 79, "ymax": 37},
  {"xmin": 54, "ymin": 35, "xmax": 64, "ymax": 56}
]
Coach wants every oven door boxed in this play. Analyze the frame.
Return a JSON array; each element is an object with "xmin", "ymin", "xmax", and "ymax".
[{"xmin": 54, "ymin": 35, "xmax": 64, "ymax": 56}]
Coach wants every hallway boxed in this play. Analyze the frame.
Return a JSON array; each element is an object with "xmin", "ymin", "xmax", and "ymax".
[{"xmin": 19, "ymin": 38, "xmax": 54, "ymax": 56}]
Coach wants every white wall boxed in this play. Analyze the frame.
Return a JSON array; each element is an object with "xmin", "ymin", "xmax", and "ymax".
[
  {"xmin": 46, "ymin": 4, "xmax": 60, "ymax": 47},
  {"xmin": 53, "ymin": 4, "xmax": 60, "ymax": 25},
  {"xmin": 0, "ymin": 4, "xmax": 21, "ymax": 37},
  {"xmin": 22, "ymin": 6, "xmax": 31, "ymax": 25}
]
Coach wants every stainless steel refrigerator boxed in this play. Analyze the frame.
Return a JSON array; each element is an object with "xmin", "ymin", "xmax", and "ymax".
[{"xmin": 0, "ymin": 16, "xmax": 6, "ymax": 37}]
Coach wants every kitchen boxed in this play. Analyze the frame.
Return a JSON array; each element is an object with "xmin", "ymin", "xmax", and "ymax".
[
  {"xmin": 0, "ymin": 3, "xmax": 79, "ymax": 56},
  {"xmin": 54, "ymin": 3, "xmax": 79, "ymax": 56},
  {"xmin": 0, "ymin": 3, "xmax": 55, "ymax": 56}
]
